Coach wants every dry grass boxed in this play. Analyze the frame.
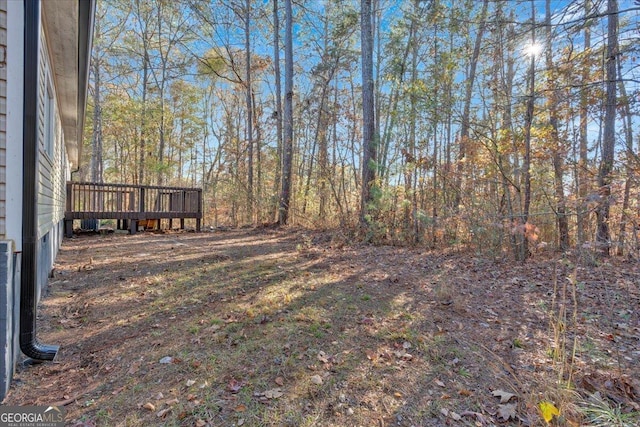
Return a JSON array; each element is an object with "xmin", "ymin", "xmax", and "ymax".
[{"xmin": 3, "ymin": 229, "xmax": 639, "ymax": 426}]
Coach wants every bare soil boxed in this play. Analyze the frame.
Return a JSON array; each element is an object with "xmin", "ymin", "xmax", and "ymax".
[{"xmin": 2, "ymin": 229, "xmax": 639, "ymax": 426}]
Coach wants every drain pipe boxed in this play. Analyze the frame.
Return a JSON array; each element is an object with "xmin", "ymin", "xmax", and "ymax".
[{"xmin": 20, "ymin": 0, "xmax": 59, "ymax": 361}]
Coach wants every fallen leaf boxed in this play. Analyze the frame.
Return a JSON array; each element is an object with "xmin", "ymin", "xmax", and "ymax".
[
  {"xmin": 237, "ymin": 419, "xmax": 245, "ymax": 426},
  {"xmin": 154, "ymin": 392, "xmax": 164, "ymax": 400},
  {"xmin": 275, "ymin": 377, "xmax": 285, "ymax": 386},
  {"xmin": 186, "ymin": 379, "xmax": 196, "ymax": 387},
  {"xmin": 538, "ymin": 401, "xmax": 560, "ymax": 423},
  {"xmin": 156, "ymin": 408, "xmax": 171, "ymax": 418},
  {"xmin": 264, "ymin": 388, "xmax": 283, "ymax": 399},
  {"xmin": 165, "ymin": 398, "xmax": 179, "ymax": 406},
  {"xmin": 403, "ymin": 341, "xmax": 412, "ymax": 349},
  {"xmin": 460, "ymin": 410, "xmax": 489, "ymax": 424},
  {"xmin": 128, "ymin": 362, "xmax": 140, "ymax": 375},
  {"xmin": 227, "ymin": 378, "xmax": 243, "ymax": 393},
  {"xmin": 449, "ymin": 411, "xmax": 461, "ymax": 421},
  {"xmin": 310, "ymin": 375, "xmax": 323, "ymax": 385},
  {"xmin": 435, "ymin": 379, "xmax": 445, "ymax": 387},
  {"xmin": 497, "ymin": 403, "xmax": 517, "ymax": 421},
  {"xmin": 235, "ymin": 404, "xmax": 247, "ymax": 412},
  {"xmin": 317, "ymin": 351, "xmax": 329, "ymax": 363},
  {"xmin": 159, "ymin": 356, "xmax": 173, "ymax": 364},
  {"xmin": 458, "ymin": 388, "xmax": 473, "ymax": 397},
  {"xmin": 142, "ymin": 402, "xmax": 155, "ymax": 411},
  {"xmin": 492, "ymin": 389, "xmax": 516, "ymax": 403},
  {"xmin": 195, "ymin": 420, "xmax": 206, "ymax": 427},
  {"xmin": 393, "ymin": 392, "xmax": 402, "ymax": 398}
]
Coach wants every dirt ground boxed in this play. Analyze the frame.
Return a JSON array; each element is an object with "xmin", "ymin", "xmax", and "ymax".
[{"xmin": 2, "ymin": 228, "xmax": 639, "ymax": 426}]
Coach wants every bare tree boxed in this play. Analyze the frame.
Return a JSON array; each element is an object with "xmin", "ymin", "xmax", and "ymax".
[
  {"xmin": 272, "ymin": 0, "xmax": 283, "ymax": 222},
  {"xmin": 278, "ymin": 0, "xmax": 293, "ymax": 225},
  {"xmin": 360, "ymin": 0, "xmax": 377, "ymax": 226},
  {"xmin": 577, "ymin": 0, "xmax": 592, "ymax": 245},
  {"xmin": 454, "ymin": 0, "xmax": 488, "ymax": 213},
  {"xmin": 545, "ymin": 0, "xmax": 569, "ymax": 251},
  {"xmin": 244, "ymin": 0, "xmax": 254, "ymax": 223},
  {"xmin": 596, "ymin": 0, "xmax": 618, "ymax": 256}
]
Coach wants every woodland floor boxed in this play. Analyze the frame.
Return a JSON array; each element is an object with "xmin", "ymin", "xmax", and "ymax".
[{"xmin": 2, "ymin": 228, "xmax": 640, "ymax": 427}]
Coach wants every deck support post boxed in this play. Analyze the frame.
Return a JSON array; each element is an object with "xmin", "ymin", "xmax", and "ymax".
[
  {"xmin": 129, "ymin": 220, "xmax": 137, "ymax": 235},
  {"xmin": 65, "ymin": 220, "xmax": 73, "ymax": 238}
]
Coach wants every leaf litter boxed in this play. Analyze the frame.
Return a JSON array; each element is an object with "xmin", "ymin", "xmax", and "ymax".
[{"xmin": 2, "ymin": 229, "xmax": 639, "ymax": 426}]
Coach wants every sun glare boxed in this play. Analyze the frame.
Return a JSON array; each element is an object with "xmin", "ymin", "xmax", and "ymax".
[{"xmin": 523, "ymin": 42, "xmax": 543, "ymax": 57}]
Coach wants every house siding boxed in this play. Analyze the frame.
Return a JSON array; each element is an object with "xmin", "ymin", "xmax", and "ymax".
[
  {"xmin": 0, "ymin": 0, "xmax": 10, "ymax": 402},
  {"xmin": 36, "ymin": 19, "xmax": 67, "ymax": 278},
  {"xmin": 0, "ymin": 0, "xmax": 6, "ymax": 239}
]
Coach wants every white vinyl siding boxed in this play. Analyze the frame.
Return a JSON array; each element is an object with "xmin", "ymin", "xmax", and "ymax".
[
  {"xmin": 36, "ymin": 20, "xmax": 67, "ymax": 244},
  {"xmin": 0, "ymin": 0, "xmax": 6, "ymax": 238}
]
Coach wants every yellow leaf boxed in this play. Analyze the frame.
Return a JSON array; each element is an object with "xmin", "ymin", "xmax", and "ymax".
[{"xmin": 539, "ymin": 401, "xmax": 560, "ymax": 423}]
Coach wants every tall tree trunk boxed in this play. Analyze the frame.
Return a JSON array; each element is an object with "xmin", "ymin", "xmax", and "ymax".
[
  {"xmin": 454, "ymin": 0, "xmax": 488, "ymax": 213},
  {"xmin": 521, "ymin": 1, "xmax": 536, "ymax": 261},
  {"xmin": 545, "ymin": 0, "xmax": 569, "ymax": 251},
  {"xmin": 91, "ymin": 44, "xmax": 103, "ymax": 184},
  {"xmin": 272, "ymin": 0, "xmax": 283, "ymax": 222},
  {"xmin": 404, "ymin": 11, "xmax": 418, "ymax": 236},
  {"xmin": 278, "ymin": 0, "xmax": 293, "ymax": 225},
  {"xmin": 245, "ymin": 0, "xmax": 254, "ymax": 224},
  {"xmin": 155, "ymin": 5, "xmax": 166, "ymax": 187},
  {"xmin": 577, "ymin": 0, "xmax": 592, "ymax": 245},
  {"xmin": 252, "ymin": 90, "xmax": 263, "ymax": 222},
  {"xmin": 360, "ymin": 0, "xmax": 377, "ymax": 226},
  {"xmin": 616, "ymin": 50, "xmax": 633, "ymax": 255},
  {"xmin": 596, "ymin": 0, "xmax": 618, "ymax": 257},
  {"xmin": 139, "ymin": 52, "xmax": 149, "ymax": 185}
]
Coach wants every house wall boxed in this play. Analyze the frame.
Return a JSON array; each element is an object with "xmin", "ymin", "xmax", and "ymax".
[
  {"xmin": 1, "ymin": 0, "xmax": 70, "ymax": 400},
  {"xmin": 0, "ymin": 0, "xmax": 20, "ymax": 402},
  {"xmin": 0, "ymin": 0, "xmax": 6, "ymax": 239},
  {"xmin": 37, "ymin": 16, "xmax": 68, "ymax": 298}
]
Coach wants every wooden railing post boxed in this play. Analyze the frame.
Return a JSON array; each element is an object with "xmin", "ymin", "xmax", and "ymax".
[{"xmin": 139, "ymin": 187, "xmax": 146, "ymax": 213}]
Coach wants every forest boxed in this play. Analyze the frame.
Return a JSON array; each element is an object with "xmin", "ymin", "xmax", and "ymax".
[
  {"xmin": 82, "ymin": 0, "xmax": 640, "ymax": 260},
  {"xmin": 5, "ymin": 2, "xmax": 640, "ymax": 424}
]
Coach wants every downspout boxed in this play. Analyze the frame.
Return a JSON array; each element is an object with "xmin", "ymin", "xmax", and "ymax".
[{"xmin": 20, "ymin": 0, "xmax": 59, "ymax": 361}]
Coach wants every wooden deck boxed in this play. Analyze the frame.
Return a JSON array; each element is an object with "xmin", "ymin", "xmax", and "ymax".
[{"xmin": 64, "ymin": 182, "xmax": 202, "ymax": 236}]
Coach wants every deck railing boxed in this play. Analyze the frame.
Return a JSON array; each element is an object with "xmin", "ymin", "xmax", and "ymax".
[{"xmin": 64, "ymin": 182, "xmax": 202, "ymax": 235}]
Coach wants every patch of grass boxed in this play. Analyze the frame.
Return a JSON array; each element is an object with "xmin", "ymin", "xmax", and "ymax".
[
  {"xmin": 458, "ymin": 366, "xmax": 471, "ymax": 378},
  {"xmin": 308, "ymin": 322, "xmax": 326, "ymax": 338},
  {"xmin": 580, "ymin": 395, "xmax": 640, "ymax": 427}
]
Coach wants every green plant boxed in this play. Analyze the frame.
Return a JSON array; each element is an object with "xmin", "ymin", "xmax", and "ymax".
[
  {"xmin": 580, "ymin": 395, "xmax": 640, "ymax": 427},
  {"xmin": 458, "ymin": 367, "xmax": 471, "ymax": 378}
]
